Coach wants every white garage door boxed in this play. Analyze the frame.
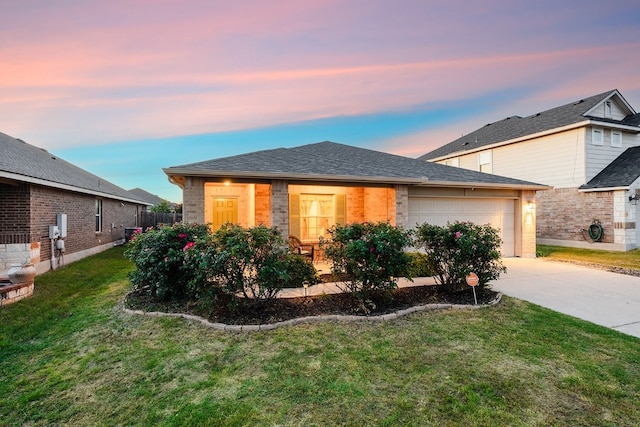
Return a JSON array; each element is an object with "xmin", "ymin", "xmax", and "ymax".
[{"xmin": 408, "ymin": 198, "xmax": 515, "ymax": 257}]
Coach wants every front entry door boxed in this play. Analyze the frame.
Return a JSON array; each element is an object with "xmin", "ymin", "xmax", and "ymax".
[{"xmin": 213, "ymin": 198, "xmax": 238, "ymax": 231}]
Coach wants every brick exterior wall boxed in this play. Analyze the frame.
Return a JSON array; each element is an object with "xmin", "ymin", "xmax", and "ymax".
[
  {"xmin": 394, "ymin": 185, "xmax": 409, "ymax": 228},
  {"xmin": 537, "ymin": 188, "xmax": 614, "ymax": 243},
  {"xmin": 1, "ymin": 182, "xmax": 143, "ymax": 274},
  {"xmin": 346, "ymin": 187, "xmax": 364, "ymax": 223},
  {"xmin": 270, "ymin": 180, "xmax": 289, "ymax": 237},
  {"xmin": 254, "ymin": 184, "xmax": 271, "ymax": 226},
  {"xmin": 0, "ymin": 183, "xmax": 30, "ymax": 234},
  {"xmin": 183, "ymin": 177, "xmax": 205, "ymax": 224},
  {"xmin": 364, "ymin": 187, "xmax": 395, "ymax": 223}
]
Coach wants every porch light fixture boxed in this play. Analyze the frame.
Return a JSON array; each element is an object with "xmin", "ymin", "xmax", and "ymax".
[
  {"xmin": 223, "ymin": 180, "xmax": 231, "ymax": 186},
  {"xmin": 630, "ymin": 194, "xmax": 639, "ymax": 204},
  {"xmin": 526, "ymin": 201, "xmax": 534, "ymax": 211}
]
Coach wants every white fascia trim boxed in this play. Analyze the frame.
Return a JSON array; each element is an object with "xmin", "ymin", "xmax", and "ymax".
[
  {"xmin": 0, "ymin": 171, "xmax": 152, "ymax": 205},
  {"xmin": 578, "ymin": 186, "xmax": 629, "ymax": 193},
  {"xmin": 413, "ymin": 180, "xmax": 550, "ymax": 191},
  {"xmin": 587, "ymin": 120, "xmax": 640, "ymax": 133}
]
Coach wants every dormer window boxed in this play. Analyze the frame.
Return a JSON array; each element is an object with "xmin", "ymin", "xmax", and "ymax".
[{"xmin": 604, "ymin": 101, "xmax": 612, "ymax": 118}]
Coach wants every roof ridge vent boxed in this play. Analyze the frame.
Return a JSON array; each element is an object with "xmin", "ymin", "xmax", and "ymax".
[{"xmin": 573, "ymin": 99, "xmax": 585, "ymax": 105}]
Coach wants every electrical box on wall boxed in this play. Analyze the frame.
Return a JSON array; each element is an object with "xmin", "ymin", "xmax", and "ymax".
[
  {"xmin": 57, "ymin": 213, "xmax": 67, "ymax": 237},
  {"xmin": 49, "ymin": 225, "xmax": 60, "ymax": 239}
]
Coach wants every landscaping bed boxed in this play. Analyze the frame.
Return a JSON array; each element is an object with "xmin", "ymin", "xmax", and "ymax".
[{"xmin": 124, "ymin": 283, "xmax": 499, "ymax": 325}]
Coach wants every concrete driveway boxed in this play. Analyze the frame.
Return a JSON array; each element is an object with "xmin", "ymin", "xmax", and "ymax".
[{"xmin": 493, "ymin": 258, "xmax": 640, "ymax": 339}]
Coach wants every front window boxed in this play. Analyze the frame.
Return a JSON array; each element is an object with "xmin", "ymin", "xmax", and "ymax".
[
  {"xmin": 95, "ymin": 199, "xmax": 102, "ymax": 232},
  {"xmin": 299, "ymin": 194, "xmax": 334, "ymax": 240}
]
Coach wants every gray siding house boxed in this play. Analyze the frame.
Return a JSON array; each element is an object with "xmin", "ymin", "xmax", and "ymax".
[{"xmin": 421, "ymin": 90, "xmax": 640, "ymax": 251}]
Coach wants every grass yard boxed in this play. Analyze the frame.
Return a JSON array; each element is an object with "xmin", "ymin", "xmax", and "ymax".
[
  {"xmin": 1, "ymin": 246, "xmax": 639, "ymax": 426},
  {"xmin": 537, "ymin": 244, "xmax": 640, "ymax": 272}
]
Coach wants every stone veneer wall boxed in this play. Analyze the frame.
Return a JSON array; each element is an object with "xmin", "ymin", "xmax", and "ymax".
[{"xmin": 537, "ymin": 188, "xmax": 613, "ymax": 243}]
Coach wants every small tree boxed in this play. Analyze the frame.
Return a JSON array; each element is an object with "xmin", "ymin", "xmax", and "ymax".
[
  {"xmin": 150, "ymin": 200, "xmax": 174, "ymax": 213},
  {"xmin": 321, "ymin": 222, "xmax": 413, "ymax": 300},
  {"xmin": 414, "ymin": 221, "xmax": 506, "ymax": 293}
]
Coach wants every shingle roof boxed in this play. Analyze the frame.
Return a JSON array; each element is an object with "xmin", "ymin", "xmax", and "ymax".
[
  {"xmin": 420, "ymin": 90, "xmax": 638, "ymax": 160},
  {"xmin": 165, "ymin": 141, "xmax": 547, "ymax": 189},
  {"xmin": 0, "ymin": 132, "xmax": 149, "ymax": 204},
  {"xmin": 128, "ymin": 188, "xmax": 165, "ymax": 205},
  {"xmin": 580, "ymin": 146, "xmax": 640, "ymax": 190}
]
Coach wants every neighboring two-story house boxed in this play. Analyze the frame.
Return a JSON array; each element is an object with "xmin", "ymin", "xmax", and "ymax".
[{"xmin": 421, "ymin": 90, "xmax": 640, "ymax": 251}]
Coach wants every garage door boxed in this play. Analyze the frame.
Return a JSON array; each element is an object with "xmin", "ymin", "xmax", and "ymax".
[{"xmin": 408, "ymin": 198, "xmax": 515, "ymax": 257}]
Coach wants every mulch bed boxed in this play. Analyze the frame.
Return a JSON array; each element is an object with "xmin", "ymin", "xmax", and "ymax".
[{"xmin": 124, "ymin": 283, "xmax": 498, "ymax": 326}]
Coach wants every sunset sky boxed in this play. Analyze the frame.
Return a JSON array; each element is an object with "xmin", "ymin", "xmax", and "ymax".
[{"xmin": 2, "ymin": 0, "xmax": 640, "ymax": 202}]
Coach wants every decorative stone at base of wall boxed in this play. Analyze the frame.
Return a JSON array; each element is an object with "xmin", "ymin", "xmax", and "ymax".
[{"xmin": 0, "ymin": 281, "xmax": 34, "ymax": 306}]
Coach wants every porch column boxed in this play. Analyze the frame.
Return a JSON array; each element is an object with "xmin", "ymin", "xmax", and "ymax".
[
  {"xmin": 519, "ymin": 190, "xmax": 537, "ymax": 258},
  {"xmin": 183, "ymin": 177, "xmax": 205, "ymax": 224},
  {"xmin": 395, "ymin": 185, "xmax": 409, "ymax": 229},
  {"xmin": 270, "ymin": 180, "xmax": 289, "ymax": 238}
]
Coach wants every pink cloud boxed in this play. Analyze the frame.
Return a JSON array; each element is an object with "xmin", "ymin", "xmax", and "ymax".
[{"xmin": 1, "ymin": 1, "xmax": 639, "ymax": 150}]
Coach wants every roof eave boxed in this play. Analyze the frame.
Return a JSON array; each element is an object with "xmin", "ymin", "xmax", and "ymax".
[
  {"xmin": 427, "ymin": 120, "xmax": 592, "ymax": 161},
  {"xmin": 163, "ymin": 168, "xmax": 423, "ymax": 185},
  {"xmin": 415, "ymin": 180, "xmax": 550, "ymax": 191},
  {"xmin": 578, "ymin": 186, "xmax": 630, "ymax": 192},
  {"xmin": 0, "ymin": 171, "xmax": 152, "ymax": 205}
]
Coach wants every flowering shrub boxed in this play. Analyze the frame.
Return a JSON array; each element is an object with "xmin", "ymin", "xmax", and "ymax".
[
  {"xmin": 124, "ymin": 222, "xmax": 209, "ymax": 300},
  {"xmin": 414, "ymin": 221, "xmax": 506, "ymax": 292},
  {"xmin": 186, "ymin": 224, "xmax": 319, "ymax": 305},
  {"xmin": 321, "ymin": 222, "xmax": 413, "ymax": 299}
]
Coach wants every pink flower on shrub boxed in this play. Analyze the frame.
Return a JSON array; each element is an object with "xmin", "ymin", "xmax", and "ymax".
[
  {"xmin": 370, "ymin": 246, "xmax": 375, "ymax": 253},
  {"xmin": 183, "ymin": 241, "xmax": 195, "ymax": 251},
  {"xmin": 455, "ymin": 231, "xmax": 462, "ymax": 239},
  {"xmin": 178, "ymin": 233, "xmax": 188, "ymax": 239}
]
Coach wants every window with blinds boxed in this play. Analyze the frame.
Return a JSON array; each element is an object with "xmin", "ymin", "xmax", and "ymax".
[{"xmin": 289, "ymin": 193, "xmax": 346, "ymax": 240}]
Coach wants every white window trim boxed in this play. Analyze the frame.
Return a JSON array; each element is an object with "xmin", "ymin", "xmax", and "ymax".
[
  {"xmin": 611, "ymin": 131, "xmax": 622, "ymax": 148},
  {"xmin": 95, "ymin": 199, "xmax": 103, "ymax": 233},
  {"xmin": 604, "ymin": 101, "xmax": 612, "ymax": 118},
  {"xmin": 592, "ymin": 128, "xmax": 604, "ymax": 146},
  {"xmin": 478, "ymin": 151, "xmax": 492, "ymax": 173}
]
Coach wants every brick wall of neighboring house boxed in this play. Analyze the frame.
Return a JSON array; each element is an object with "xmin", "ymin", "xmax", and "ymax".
[
  {"xmin": 30, "ymin": 185, "xmax": 141, "ymax": 263},
  {"xmin": 0, "ymin": 183, "xmax": 31, "ymax": 234},
  {"xmin": 537, "ymin": 188, "xmax": 614, "ymax": 243}
]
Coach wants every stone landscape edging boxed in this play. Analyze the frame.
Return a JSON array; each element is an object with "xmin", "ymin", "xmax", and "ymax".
[{"xmin": 122, "ymin": 293, "xmax": 503, "ymax": 332}]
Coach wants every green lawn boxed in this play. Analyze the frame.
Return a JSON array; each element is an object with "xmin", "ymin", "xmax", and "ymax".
[
  {"xmin": 1, "ymin": 246, "xmax": 639, "ymax": 426},
  {"xmin": 537, "ymin": 244, "xmax": 640, "ymax": 271}
]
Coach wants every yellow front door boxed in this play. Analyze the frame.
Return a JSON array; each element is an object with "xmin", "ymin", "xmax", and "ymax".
[{"xmin": 212, "ymin": 198, "xmax": 238, "ymax": 231}]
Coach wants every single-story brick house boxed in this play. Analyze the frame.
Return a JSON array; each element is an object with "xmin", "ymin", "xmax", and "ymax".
[
  {"xmin": 164, "ymin": 141, "xmax": 548, "ymax": 257},
  {"xmin": 0, "ymin": 132, "xmax": 151, "ymax": 276}
]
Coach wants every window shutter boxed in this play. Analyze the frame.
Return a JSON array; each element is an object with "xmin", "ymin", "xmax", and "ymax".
[
  {"xmin": 335, "ymin": 194, "xmax": 346, "ymax": 225},
  {"xmin": 289, "ymin": 194, "xmax": 300, "ymax": 238}
]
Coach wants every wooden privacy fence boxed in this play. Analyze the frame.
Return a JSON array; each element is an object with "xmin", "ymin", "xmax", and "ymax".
[{"xmin": 139, "ymin": 212, "xmax": 183, "ymax": 229}]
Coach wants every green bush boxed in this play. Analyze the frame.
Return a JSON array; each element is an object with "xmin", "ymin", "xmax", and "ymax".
[
  {"xmin": 124, "ymin": 223, "xmax": 209, "ymax": 300},
  {"xmin": 414, "ymin": 221, "xmax": 506, "ymax": 292},
  {"xmin": 186, "ymin": 224, "xmax": 318, "ymax": 305},
  {"xmin": 321, "ymin": 221, "xmax": 413, "ymax": 299},
  {"xmin": 406, "ymin": 252, "xmax": 436, "ymax": 277}
]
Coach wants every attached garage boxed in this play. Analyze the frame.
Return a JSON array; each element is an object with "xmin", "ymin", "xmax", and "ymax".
[{"xmin": 408, "ymin": 188, "xmax": 519, "ymax": 256}]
